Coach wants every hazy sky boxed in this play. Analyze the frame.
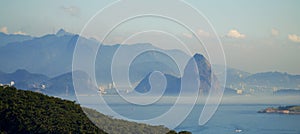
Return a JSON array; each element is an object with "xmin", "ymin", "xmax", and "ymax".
[{"xmin": 0, "ymin": 0, "xmax": 300, "ymax": 74}]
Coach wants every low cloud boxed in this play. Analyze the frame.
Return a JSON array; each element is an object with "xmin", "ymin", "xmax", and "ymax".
[
  {"xmin": 226, "ymin": 29, "xmax": 246, "ymax": 39},
  {"xmin": 0, "ymin": 27, "xmax": 26, "ymax": 35},
  {"xmin": 288, "ymin": 34, "xmax": 300, "ymax": 43},
  {"xmin": 0, "ymin": 27, "xmax": 8, "ymax": 34},
  {"xmin": 271, "ymin": 28, "xmax": 279, "ymax": 36},
  {"xmin": 197, "ymin": 29, "xmax": 210, "ymax": 37},
  {"xmin": 61, "ymin": 6, "xmax": 80, "ymax": 16}
]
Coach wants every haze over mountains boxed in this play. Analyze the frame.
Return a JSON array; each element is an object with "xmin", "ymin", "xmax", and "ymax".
[
  {"xmin": 0, "ymin": 29, "xmax": 299, "ymax": 97},
  {"xmin": 0, "ymin": 32, "xmax": 32, "ymax": 47},
  {"xmin": 0, "ymin": 29, "xmax": 186, "ymax": 79}
]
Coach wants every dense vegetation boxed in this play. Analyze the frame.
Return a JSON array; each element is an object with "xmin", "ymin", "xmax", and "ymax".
[
  {"xmin": 166, "ymin": 130, "xmax": 192, "ymax": 134},
  {"xmin": 258, "ymin": 105, "xmax": 300, "ymax": 114},
  {"xmin": 277, "ymin": 105, "xmax": 300, "ymax": 112},
  {"xmin": 0, "ymin": 86, "xmax": 192, "ymax": 134},
  {"xmin": 84, "ymin": 108, "xmax": 170, "ymax": 134},
  {"xmin": 0, "ymin": 86, "xmax": 106, "ymax": 133}
]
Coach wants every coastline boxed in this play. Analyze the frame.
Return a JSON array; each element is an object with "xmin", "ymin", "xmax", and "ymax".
[{"xmin": 258, "ymin": 106, "xmax": 300, "ymax": 115}]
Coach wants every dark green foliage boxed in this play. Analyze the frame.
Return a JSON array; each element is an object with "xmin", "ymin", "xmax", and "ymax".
[
  {"xmin": 277, "ymin": 105, "xmax": 300, "ymax": 112},
  {"xmin": 166, "ymin": 130, "xmax": 178, "ymax": 134},
  {"xmin": 0, "ymin": 86, "xmax": 106, "ymax": 134},
  {"xmin": 84, "ymin": 108, "xmax": 170, "ymax": 134},
  {"xmin": 0, "ymin": 86, "xmax": 191, "ymax": 134},
  {"xmin": 178, "ymin": 131, "xmax": 192, "ymax": 134},
  {"xmin": 166, "ymin": 130, "xmax": 192, "ymax": 134}
]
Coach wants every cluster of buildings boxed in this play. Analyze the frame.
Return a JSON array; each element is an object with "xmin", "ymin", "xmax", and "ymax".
[
  {"xmin": 227, "ymin": 82, "xmax": 291, "ymax": 96},
  {"xmin": 97, "ymin": 82, "xmax": 132, "ymax": 95},
  {"xmin": 98, "ymin": 82, "xmax": 116, "ymax": 95},
  {"xmin": 0, "ymin": 81, "xmax": 15, "ymax": 87}
]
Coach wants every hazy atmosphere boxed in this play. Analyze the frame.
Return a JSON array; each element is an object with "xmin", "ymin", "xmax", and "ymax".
[
  {"xmin": 1, "ymin": 0, "xmax": 300, "ymax": 74},
  {"xmin": 1, "ymin": 1, "xmax": 300, "ymax": 134}
]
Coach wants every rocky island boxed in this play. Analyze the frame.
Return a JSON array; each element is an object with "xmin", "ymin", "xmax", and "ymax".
[{"xmin": 258, "ymin": 105, "xmax": 300, "ymax": 114}]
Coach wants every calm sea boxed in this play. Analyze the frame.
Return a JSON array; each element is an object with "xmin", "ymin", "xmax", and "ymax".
[{"xmin": 81, "ymin": 96, "xmax": 300, "ymax": 134}]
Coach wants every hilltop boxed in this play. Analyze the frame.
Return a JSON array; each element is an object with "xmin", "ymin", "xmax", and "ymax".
[
  {"xmin": 0, "ymin": 85, "xmax": 106, "ymax": 133},
  {"xmin": 0, "ymin": 85, "xmax": 191, "ymax": 133}
]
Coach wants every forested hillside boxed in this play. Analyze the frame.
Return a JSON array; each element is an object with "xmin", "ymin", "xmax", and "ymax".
[
  {"xmin": 0, "ymin": 85, "xmax": 106, "ymax": 133},
  {"xmin": 0, "ymin": 86, "xmax": 190, "ymax": 134}
]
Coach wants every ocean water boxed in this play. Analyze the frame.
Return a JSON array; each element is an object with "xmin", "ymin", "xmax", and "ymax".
[
  {"xmin": 82, "ymin": 96, "xmax": 300, "ymax": 134},
  {"xmin": 177, "ymin": 104, "xmax": 300, "ymax": 134}
]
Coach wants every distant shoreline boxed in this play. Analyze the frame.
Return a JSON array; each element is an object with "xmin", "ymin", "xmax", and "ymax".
[{"xmin": 258, "ymin": 105, "xmax": 300, "ymax": 115}]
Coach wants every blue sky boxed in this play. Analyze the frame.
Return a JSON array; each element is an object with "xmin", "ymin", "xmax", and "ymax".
[{"xmin": 0, "ymin": 0, "xmax": 300, "ymax": 74}]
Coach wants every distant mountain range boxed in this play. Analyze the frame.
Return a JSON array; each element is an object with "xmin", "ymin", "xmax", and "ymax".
[
  {"xmin": 0, "ymin": 29, "xmax": 218, "ymax": 96},
  {"xmin": 2, "ymin": 69, "xmax": 298, "ymax": 97},
  {"xmin": 0, "ymin": 69, "xmax": 70, "ymax": 96},
  {"xmin": 225, "ymin": 71, "xmax": 300, "ymax": 90},
  {"xmin": 1, "ymin": 29, "xmax": 299, "ymax": 97},
  {"xmin": 0, "ymin": 32, "xmax": 32, "ymax": 47},
  {"xmin": 244, "ymin": 72, "xmax": 300, "ymax": 88},
  {"xmin": 0, "ymin": 29, "xmax": 79, "ymax": 77},
  {"xmin": 0, "ymin": 69, "xmax": 49, "ymax": 90},
  {"xmin": 0, "ymin": 29, "xmax": 187, "ymax": 83}
]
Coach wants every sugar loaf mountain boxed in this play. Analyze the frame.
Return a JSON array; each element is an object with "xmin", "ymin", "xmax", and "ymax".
[
  {"xmin": 0, "ymin": 29, "xmax": 219, "ymax": 97},
  {"xmin": 134, "ymin": 54, "xmax": 216, "ymax": 95},
  {"xmin": 0, "ymin": 29, "xmax": 300, "ymax": 97}
]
